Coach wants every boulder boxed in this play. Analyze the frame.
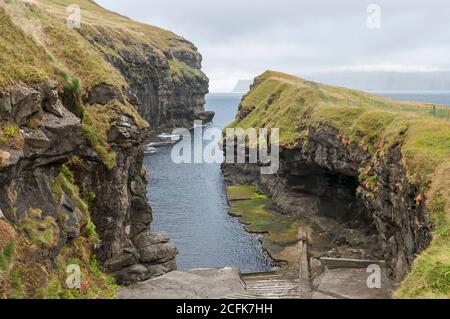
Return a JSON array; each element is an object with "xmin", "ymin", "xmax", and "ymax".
[
  {"xmin": 10, "ymin": 85, "xmax": 42, "ymax": 125},
  {"xmin": 108, "ymin": 115, "xmax": 140, "ymax": 143},
  {"xmin": 138, "ymin": 242, "xmax": 178, "ymax": 264},
  {"xmin": 132, "ymin": 232, "xmax": 170, "ymax": 249},
  {"xmin": 113, "ymin": 264, "xmax": 149, "ymax": 285},
  {"xmin": 87, "ymin": 84, "xmax": 119, "ymax": 105},
  {"xmin": 41, "ymin": 83, "xmax": 64, "ymax": 117},
  {"xmin": 106, "ymin": 251, "xmax": 139, "ymax": 273},
  {"xmin": 195, "ymin": 111, "xmax": 215, "ymax": 123},
  {"xmin": 144, "ymin": 258, "xmax": 177, "ymax": 277}
]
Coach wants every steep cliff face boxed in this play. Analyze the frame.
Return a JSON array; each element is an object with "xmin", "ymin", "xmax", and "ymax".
[
  {"xmin": 80, "ymin": 21, "xmax": 209, "ymax": 128},
  {"xmin": 224, "ymin": 71, "xmax": 450, "ymax": 298},
  {"xmin": 0, "ymin": 0, "xmax": 207, "ymax": 298}
]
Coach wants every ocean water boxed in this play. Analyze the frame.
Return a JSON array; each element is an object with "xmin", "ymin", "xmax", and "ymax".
[
  {"xmin": 144, "ymin": 91, "xmax": 449, "ymax": 273},
  {"xmin": 375, "ymin": 91, "xmax": 450, "ymax": 105},
  {"xmin": 144, "ymin": 93, "xmax": 276, "ymax": 272}
]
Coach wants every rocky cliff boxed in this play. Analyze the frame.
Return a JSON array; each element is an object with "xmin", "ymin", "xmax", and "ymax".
[
  {"xmin": 223, "ymin": 71, "xmax": 450, "ymax": 298},
  {"xmin": 0, "ymin": 0, "xmax": 207, "ymax": 298},
  {"xmin": 80, "ymin": 14, "xmax": 209, "ymax": 128}
]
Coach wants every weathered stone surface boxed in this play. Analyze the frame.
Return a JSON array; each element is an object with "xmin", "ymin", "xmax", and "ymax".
[
  {"xmin": 0, "ymin": 219, "xmax": 16, "ymax": 250},
  {"xmin": 87, "ymin": 84, "xmax": 119, "ymax": 105},
  {"xmin": 313, "ymin": 268, "xmax": 393, "ymax": 299},
  {"xmin": 145, "ymin": 259, "xmax": 177, "ymax": 277},
  {"xmin": 195, "ymin": 111, "xmax": 215, "ymax": 123},
  {"xmin": 106, "ymin": 251, "xmax": 139, "ymax": 273},
  {"xmin": 223, "ymin": 121, "xmax": 431, "ymax": 282},
  {"xmin": 108, "ymin": 115, "xmax": 140, "ymax": 145},
  {"xmin": 168, "ymin": 47, "xmax": 203, "ymax": 69},
  {"xmin": 0, "ymin": 151, "xmax": 11, "ymax": 168},
  {"xmin": 0, "ymin": 92, "xmax": 12, "ymax": 120},
  {"xmin": 10, "ymin": 85, "xmax": 42, "ymax": 125},
  {"xmin": 0, "ymin": 0, "xmax": 210, "ymax": 291},
  {"xmin": 87, "ymin": 34, "xmax": 209, "ymax": 128},
  {"xmin": 320, "ymin": 257, "xmax": 386, "ymax": 269},
  {"xmin": 114, "ymin": 264, "xmax": 150, "ymax": 285},
  {"xmin": 22, "ymin": 129, "xmax": 50, "ymax": 156},
  {"xmin": 59, "ymin": 194, "xmax": 83, "ymax": 239},
  {"xmin": 43, "ymin": 99, "xmax": 64, "ymax": 118},
  {"xmin": 71, "ymin": 111, "xmax": 178, "ymax": 282},
  {"xmin": 139, "ymin": 243, "xmax": 178, "ymax": 264},
  {"xmin": 119, "ymin": 268, "xmax": 245, "ymax": 299},
  {"xmin": 41, "ymin": 83, "xmax": 64, "ymax": 117},
  {"xmin": 132, "ymin": 232, "xmax": 170, "ymax": 249}
]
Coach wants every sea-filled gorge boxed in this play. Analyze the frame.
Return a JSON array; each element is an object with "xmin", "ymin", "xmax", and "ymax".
[
  {"xmin": 144, "ymin": 91, "xmax": 450, "ymax": 272},
  {"xmin": 143, "ymin": 93, "xmax": 276, "ymax": 272}
]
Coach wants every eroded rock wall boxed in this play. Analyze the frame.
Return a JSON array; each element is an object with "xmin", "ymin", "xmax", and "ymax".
[
  {"xmin": 223, "ymin": 122, "xmax": 432, "ymax": 281},
  {"xmin": 83, "ymin": 30, "xmax": 209, "ymax": 128},
  {"xmin": 0, "ymin": 81, "xmax": 179, "ymax": 295},
  {"xmin": 72, "ymin": 113, "xmax": 178, "ymax": 284},
  {"xmin": 0, "ymin": 0, "xmax": 211, "ymax": 298}
]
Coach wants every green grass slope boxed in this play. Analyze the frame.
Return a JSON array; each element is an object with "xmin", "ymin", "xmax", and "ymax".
[
  {"xmin": 229, "ymin": 70, "xmax": 450, "ymax": 298},
  {"xmin": 0, "ymin": 0, "xmax": 203, "ymax": 91},
  {"xmin": 0, "ymin": 0, "xmax": 205, "ymax": 298}
]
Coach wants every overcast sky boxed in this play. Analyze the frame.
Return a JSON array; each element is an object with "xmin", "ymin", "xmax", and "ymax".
[{"xmin": 97, "ymin": 0, "xmax": 450, "ymax": 92}]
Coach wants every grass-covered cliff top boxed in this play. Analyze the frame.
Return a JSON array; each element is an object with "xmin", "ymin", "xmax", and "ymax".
[
  {"xmin": 40, "ymin": 0, "xmax": 195, "ymax": 51},
  {"xmin": 0, "ymin": 0, "xmax": 204, "ymax": 91},
  {"xmin": 230, "ymin": 70, "xmax": 450, "ymax": 298}
]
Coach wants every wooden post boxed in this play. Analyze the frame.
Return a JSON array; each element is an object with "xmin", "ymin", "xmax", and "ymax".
[{"xmin": 298, "ymin": 228, "xmax": 312, "ymax": 299}]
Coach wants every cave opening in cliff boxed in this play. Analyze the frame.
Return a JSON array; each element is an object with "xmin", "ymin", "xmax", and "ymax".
[{"xmin": 282, "ymin": 167, "xmax": 377, "ymax": 242}]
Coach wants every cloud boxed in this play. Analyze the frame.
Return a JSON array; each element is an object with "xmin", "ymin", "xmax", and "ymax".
[{"xmin": 97, "ymin": 0, "xmax": 450, "ymax": 91}]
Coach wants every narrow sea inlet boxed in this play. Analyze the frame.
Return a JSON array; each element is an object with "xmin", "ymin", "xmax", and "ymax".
[
  {"xmin": 143, "ymin": 93, "xmax": 276, "ymax": 273},
  {"xmin": 143, "ymin": 91, "xmax": 450, "ymax": 274}
]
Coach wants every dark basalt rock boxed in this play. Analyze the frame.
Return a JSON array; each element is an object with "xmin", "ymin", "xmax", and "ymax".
[
  {"xmin": 73, "ymin": 116, "xmax": 178, "ymax": 281},
  {"xmin": 85, "ymin": 31, "xmax": 209, "ymax": 128},
  {"xmin": 87, "ymin": 84, "xmax": 120, "ymax": 105},
  {"xmin": 0, "ymin": 84, "xmax": 83, "ymax": 225},
  {"xmin": 0, "ymin": 81, "xmax": 180, "ymax": 286},
  {"xmin": 195, "ymin": 111, "xmax": 215, "ymax": 123},
  {"xmin": 41, "ymin": 83, "xmax": 64, "ymax": 117},
  {"xmin": 222, "ymin": 122, "xmax": 432, "ymax": 282},
  {"xmin": 10, "ymin": 86, "xmax": 42, "ymax": 125}
]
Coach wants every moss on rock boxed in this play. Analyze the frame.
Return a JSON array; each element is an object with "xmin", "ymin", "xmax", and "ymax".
[
  {"xmin": 231, "ymin": 71, "xmax": 450, "ymax": 298},
  {"xmin": 19, "ymin": 208, "xmax": 59, "ymax": 249},
  {"xmin": 0, "ymin": 123, "xmax": 24, "ymax": 150},
  {"xmin": 228, "ymin": 185, "xmax": 301, "ymax": 264}
]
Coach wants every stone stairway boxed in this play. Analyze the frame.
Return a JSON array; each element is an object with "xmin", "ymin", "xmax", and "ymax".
[
  {"xmin": 119, "ymin": 225, "xmax": 393, "ymax": 299},
  {"xmin": 225, "ymin": 273, "xmax": 300, "ymax": 299}
]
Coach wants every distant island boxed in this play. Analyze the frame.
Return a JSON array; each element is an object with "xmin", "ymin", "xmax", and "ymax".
[
  {"xmin": 304, "ymin": 71, "xmax": 450, "ymax": 92},
  {"xmin": 232, "ymin": 79, "xmax": 253, "ymax": 93}
]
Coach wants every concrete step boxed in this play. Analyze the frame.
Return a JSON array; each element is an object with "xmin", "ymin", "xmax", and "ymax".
[
  {"xmin": 246, "ymin": 287, "xmax": 299, "ymax": 292},
  {"xmin": 319, "ymin": 257, "xmax": 386, "ymax": 269},
  {"xmin": 225, "ymin": 293, "xmax": 300, "ymax": 299},
  {"xmin": 246, "ymin": 284, "xmax": 297, "ymax": 288},
  {"xmin": 234, "ymin": 276, "xmax": 301, "ymax": 299},
  {"xmin": 241, "ymin": 273, "xmax": 286, "ymax": 281}
]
